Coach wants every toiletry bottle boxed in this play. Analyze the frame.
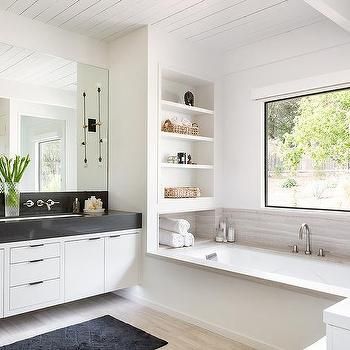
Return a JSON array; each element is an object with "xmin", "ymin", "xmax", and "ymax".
[
  {"xmin": 228, "ymin": 225, "xmax": 235, "ymax": 243},
  {"xmin": 215, "ymin": 228, "xmax": 224, "ymax": 243},
  {"xmin": 219, "ymin": 219, "xmax": 227, "ymax": 243},
  {"xmin": 72, "ymin": 198, "xmax": 80, "ymax": 213}
]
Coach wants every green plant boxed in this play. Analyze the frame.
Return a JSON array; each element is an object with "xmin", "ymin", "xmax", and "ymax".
[
  {"xmin": 0, "ymin": 155, "xmax": 30, "ymax": 184},
  {"xmin": 0, "ymin": 155, "xmax": 30, "ymax": 212},
  {"xmin": 281, "ymin": 178, "xmax": 297, "ymax": 188}
]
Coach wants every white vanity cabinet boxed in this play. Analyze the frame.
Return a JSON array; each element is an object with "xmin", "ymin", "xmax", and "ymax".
[
  {"xmin": 105, "ymin": 233, "xmax": 140, "ymax": 292},
  {"xmin": 4, "ymin": 242, "xmax": 62, "ymax": 317},
  {"xmin": 0, "ymin": 249, "xmax": 3, "ymax": 318},
  {"xmin": 64, "ymin": 237, "xmax": 105, "ymax": 302},
  {"xmin": 0, "ymin": 229, "xmax": 141, "ymax": 318}
]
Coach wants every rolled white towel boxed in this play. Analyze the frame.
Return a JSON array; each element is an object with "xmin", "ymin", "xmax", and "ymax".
[
  {"xmin": 159, "ymin": 217, "xmax": 190, "ymax": 235},
  {"xmin": 183, "ymin": 232, "xmax": 195, "ymax": 247},
  {"xmin": 159, "ymin": 229, "xmax": 184, "ymax": 248}
]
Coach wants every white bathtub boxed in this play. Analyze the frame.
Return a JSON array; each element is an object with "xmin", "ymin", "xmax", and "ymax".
[{"xmin": 158, "ymin": 242, "xmax": 350, "ymax": 297}]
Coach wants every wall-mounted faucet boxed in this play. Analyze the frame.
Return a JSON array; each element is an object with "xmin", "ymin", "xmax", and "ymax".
[
  {"xmin": 299, "ymin": 223, "xmax": 312, "ymax": 255},
  {"xmin": 37, "ymin": 199, "xmax": 60, "ymax": 211},
  {"xmin": 23, "ymin": 200, "xmax": 34, "ymax": 208}
]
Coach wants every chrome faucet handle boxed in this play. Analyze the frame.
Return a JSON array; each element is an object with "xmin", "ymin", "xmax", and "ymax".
[
  {"xmin": 46, "ymin": 199, "xmax": 60, "ymax": 211},
  {"xmin": 36, "ymin": 199, "xmax": 45, "ymax": 207},
  {"xmin": 23, "ymin": 200, "xmax": 34, "ymax": 208},
  {"xmin": 47, "ymin": 199, "xmax": 60, "ymax": 206},
  {"xmin": 317, "ymin": 248, "xmax": 330, "ymax": 257},
  {"xmin": 288, "ymin": 244, "xmax": 299, "ymax": 253}
]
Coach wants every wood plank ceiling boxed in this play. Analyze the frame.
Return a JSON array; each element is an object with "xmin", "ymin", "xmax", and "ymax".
[
  {"xmin": 1, "ymin": 0, "xmax": 324, "ymax": 52},
  {"xmin": 0, "ymin": 42, "xmax": 77, "ymax": 91}
]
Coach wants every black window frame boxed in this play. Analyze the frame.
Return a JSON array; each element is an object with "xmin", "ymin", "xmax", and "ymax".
[{"xmin": 264, "ymin": 86, "xmax": 350, "ymax": 213}]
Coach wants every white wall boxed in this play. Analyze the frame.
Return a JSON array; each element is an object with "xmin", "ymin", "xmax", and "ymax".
[
  {"xmin": 10, "ymin": 100, "xmax": 76, "ymax": 191},
  {"xmin": 76, "ymin": 63, "xmax": 109, "ymax": 192},
  {"xmin": 221, "ymin": 20, "xmax": 350, "ymax": 209},
  {"xmin": 21, "ymin": 116, "xmax": 66, "ymax": 192},
  {"xmin": 108, "ymin": 26, "xmax": 148, "ymax": 213},
  {"xmin": 0, "ymin": 98, "xmax": 9, "ymax": 155},
  {"xmin": 110, "ymin": 24, "xmax": 350, "ymax": 350},
  {"xmin": 0, "ymin": 78, "xmax": 75, "ymax": 109},
  {"xmin": 0, "ymin": 10, "xmax": 107, "ymax": 68}
]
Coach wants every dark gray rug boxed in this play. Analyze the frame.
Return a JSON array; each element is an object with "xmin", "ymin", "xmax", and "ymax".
[{"xmin": 0, "ymin": 315, "xmax": 168, "ymax": 349}]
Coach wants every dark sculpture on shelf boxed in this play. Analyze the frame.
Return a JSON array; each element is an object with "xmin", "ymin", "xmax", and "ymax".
[{"xmin": 184, "ymin": 91, "xmax": 194, "ymax": 106}]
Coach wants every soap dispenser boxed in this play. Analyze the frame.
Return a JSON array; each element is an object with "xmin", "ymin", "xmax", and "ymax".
[{"xmin": 72, "ymin": 198, "xmax": 80, "ymax": 213}]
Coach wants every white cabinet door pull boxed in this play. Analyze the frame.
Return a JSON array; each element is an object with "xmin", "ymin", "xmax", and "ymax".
[
  {"xmin": 89, "ymin": 237, "xmax": 101, "ymax": 241},
  {"xmin": 110, "ymin": 235, "xmax": 121, "ymax": 238},
  {"xmin": 29, "ymin": 259, "xmax": 44, "ymax": 263}
]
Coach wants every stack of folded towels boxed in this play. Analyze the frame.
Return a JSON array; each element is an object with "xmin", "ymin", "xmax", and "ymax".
[{"xmin": 159, "ymin": 217, "xmax": 195, "ymax": 248}]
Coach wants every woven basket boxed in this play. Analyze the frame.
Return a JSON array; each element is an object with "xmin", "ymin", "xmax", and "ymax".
[
  {"xmin": 164, "ymin": 187, "xmax": 201, "ymax": 199},
  {"xmin": 162, "ymin": 119, "xmax": 199, "ymax": 136}
]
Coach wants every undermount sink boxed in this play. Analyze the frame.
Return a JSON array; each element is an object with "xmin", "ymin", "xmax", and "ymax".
[{"xmin": 0, "ymin": 214, "xmax": 82, "ymax": 222}]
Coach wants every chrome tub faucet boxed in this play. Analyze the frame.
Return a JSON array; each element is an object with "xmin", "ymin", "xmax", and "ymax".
[{"xmin": 299, "ymin": 223, "xmax": 312, "ymax": 255}]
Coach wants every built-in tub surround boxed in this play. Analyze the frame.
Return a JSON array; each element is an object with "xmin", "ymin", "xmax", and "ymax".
[
  {"xmin": 156, "ymin": 207, "xmax": 350, "ymax": 298},
  {"xmin": 158, "ymin": 240, "xmax": 349, "ymax": 298},
  {"xmin": 222, "ymin": 208, "xmax": 350, "ymax": 258}
]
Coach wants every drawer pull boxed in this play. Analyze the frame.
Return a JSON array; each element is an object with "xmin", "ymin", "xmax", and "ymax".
[
  {"xmin": 29, "ymin": 244, "xmax": 44, "ymax": 248},
  {"xmin": 29, "ymin": 259, "xmax": 44, "ymax": 263},
  {"xmin": 29, "ymin": 281, "xmax": 44, "ymax": 286},
  {"xmin": 89, "ymin": 237, "xmax": 101, "ymax": 241},
  {"xmin": 110, "ymin": 235, "xmax": 121, "ymax": 238}
]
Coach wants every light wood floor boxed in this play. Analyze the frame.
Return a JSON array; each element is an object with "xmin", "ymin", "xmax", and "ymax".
[{"xmin": 0, "ymin": 293, "xmax": 254, "ymax": 350}]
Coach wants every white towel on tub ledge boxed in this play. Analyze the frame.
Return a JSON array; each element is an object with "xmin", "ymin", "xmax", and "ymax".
[
  {"xmin": 183, "ymin": 232, "xmax": 194, "ymax": 247},
  {"xmin": 159, "ymin": 229, "xmax": 185, "ymax": 248},
  {"xmin": 159, "ymin": 217, "xmax": 190, "ymax": 235}
]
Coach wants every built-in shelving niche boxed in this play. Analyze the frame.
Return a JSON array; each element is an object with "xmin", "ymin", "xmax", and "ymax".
[{"xmin": 157, "ymin": 68, "xmax": 215, "ymax": 249}]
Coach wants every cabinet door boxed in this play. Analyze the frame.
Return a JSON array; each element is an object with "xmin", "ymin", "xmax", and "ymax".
[
  {"xmin": 0, "ymin": 250, "xmax": 3, "ymax": 318},
  {"xmin": 64, "ymin": 237, "xmax": 104, "ymax": 302},
  {"xmin": 105, "ymin": 233, "xmax": 140, "ymax": 292}
]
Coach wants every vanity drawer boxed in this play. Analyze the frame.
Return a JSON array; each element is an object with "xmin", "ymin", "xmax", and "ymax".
[
  {"xmin": 11, "ymin": 243, "xmax": 60, "ymax": 263},
  {"xmin": 9, "ymin": 279, "xmax": 60, "ymax": 311},
  {"xmin": 10, "ymin": 258, "xmax": 60, "ymax": 287}
]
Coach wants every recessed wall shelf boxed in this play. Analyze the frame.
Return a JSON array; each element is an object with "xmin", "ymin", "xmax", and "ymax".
[
  {"xmin": 151, "ymin": 66, "xmax": 216, "ymax": 250},
  {"xmin": 161, "ymin": 100, "xmax": 214, "ymax": 116},
  {"xmin": 160, "ymin": 132, "xmax": 213, "ymax": 142},
  {"xmin": 159, "ymin": 197, "xmax": 215, "ymax": 214},
  {"xmin": 160, "ymin": 163, "xmax": 213, "ymax": 169}
]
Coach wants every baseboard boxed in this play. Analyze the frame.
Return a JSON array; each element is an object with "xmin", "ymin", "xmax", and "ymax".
[{"xmin": 115, "ymin": 289, "xmax": 282, "ymax": 350}]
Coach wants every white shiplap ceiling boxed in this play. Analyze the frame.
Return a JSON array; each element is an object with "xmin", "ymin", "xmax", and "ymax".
[
  {"xmin": 1, "ymin": 0, "xmax": 325, "ymax": 52},
  {"xmin": 0, "ymin": 42, "xmax": 77, "ymax": 91}
]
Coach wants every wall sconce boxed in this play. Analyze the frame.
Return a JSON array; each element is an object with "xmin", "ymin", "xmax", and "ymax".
[
  {"xmin": 82, "ymin": 91, "xmax": 88, "ymax": 164},
  {"xmin": 81, "ymin": 88, "xmax": 103, "ymax": 165}
]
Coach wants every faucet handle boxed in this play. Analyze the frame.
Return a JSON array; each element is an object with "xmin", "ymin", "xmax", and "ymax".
[
  {"xmin": 47, "ymin": 199, "xmax": 60, "ymax": 206},
  {"xmin": 317, "ymin": 248, "xmax": 330, "ymax": 257},
  {"xmin": 23, "ymin": 200, "xmax": 34, "ymax": 208},
  {"xmin": 288, "ymin": 244, "xmax": 299, "ymax": 253},
  {"xmin": 36, "ymin": 199, "xmax": 45, "ymax": 207}
]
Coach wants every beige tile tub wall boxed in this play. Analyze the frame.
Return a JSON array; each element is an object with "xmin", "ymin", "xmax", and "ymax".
[{"xmin": 223, "ymin": 208, "xmax": 350, "ymax": 258}]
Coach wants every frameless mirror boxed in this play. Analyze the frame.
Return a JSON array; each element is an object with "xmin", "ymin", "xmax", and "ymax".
[{"xmin": 0, "ymin": 42, "xmax": 109, "ymax": 192}]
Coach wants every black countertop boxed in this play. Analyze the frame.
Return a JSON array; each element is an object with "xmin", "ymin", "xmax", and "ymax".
[{"xmin": 0, "ymin": 210, "xmax": 142, "ymax": 244}]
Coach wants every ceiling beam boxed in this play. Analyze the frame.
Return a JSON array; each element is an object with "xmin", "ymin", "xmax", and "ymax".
[{"xmin": 304, "ymin": 0, "xmax": 350, "ymax": 33}]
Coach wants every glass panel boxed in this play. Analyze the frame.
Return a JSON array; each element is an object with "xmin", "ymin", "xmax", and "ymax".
[
  {"xmin": 39, "ymin": 139, "xmax": 62, "ymax": 192},
  {"xmin": 266, "ymin": 88, "xmax": 350, "ymax": 211}
]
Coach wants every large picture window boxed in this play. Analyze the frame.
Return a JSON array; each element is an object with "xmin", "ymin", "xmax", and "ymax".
[{"xmin": 265, "ymin": 88, "xmax": 350, "ymax": 211}]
